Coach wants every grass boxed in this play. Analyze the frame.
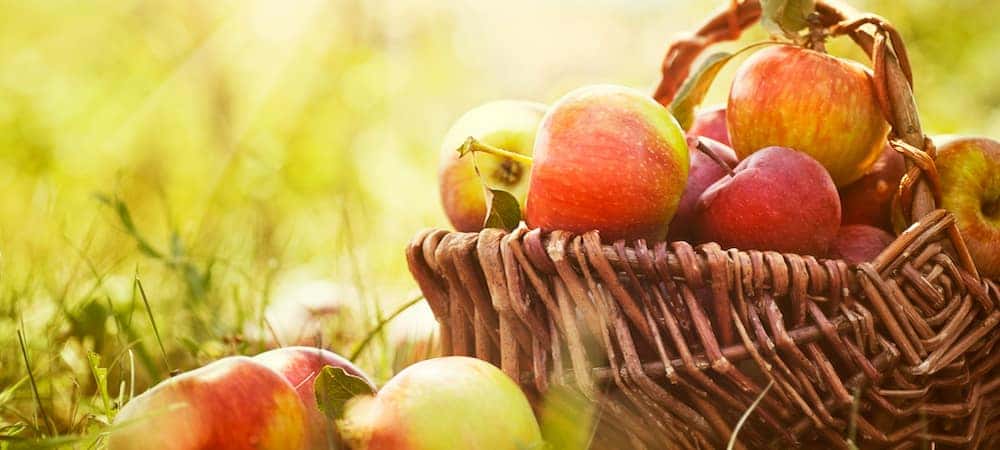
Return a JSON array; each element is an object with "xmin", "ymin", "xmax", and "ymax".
[{"xmin": 0, "ymin": 0, "xmax": 998, "ymax": 448}]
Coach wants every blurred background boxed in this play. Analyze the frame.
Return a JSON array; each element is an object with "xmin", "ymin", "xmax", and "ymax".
[{"xmin": 1, "ymin": 0, "xmax": 997, "ymax": 444}]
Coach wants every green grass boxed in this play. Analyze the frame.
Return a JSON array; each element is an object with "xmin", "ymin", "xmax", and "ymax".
[{"xmin": 0, "ymin": 0, "xmax": 997, "ymax": 448}]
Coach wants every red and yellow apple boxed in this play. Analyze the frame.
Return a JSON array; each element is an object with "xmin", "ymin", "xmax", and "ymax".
[
  {"xmin": 828, "ymin": 224, "xmax": 895, "ymax": 265},
  {"xmin": 839, "ymin": 144, "xmax": 905, "ymax": 231},
  {"xmin": 686, "ymin": 105, "xmax": 729, "ymax": 146},
  {"xmin": 344, "ymin": 356, "xmax": 542, "ymax": 450},
  {"xmin": 439, "ymin": 100, "xmax": 547, "ymax": 232},
  {"xmin": 255, "ymin": 346, "xmax": 375, "ymax": 448},
  {"xmin": 526, "ymin": 84, "xmax": 689, "ymax": 242},
  {"xmin": 694, "ymin": 146, "xmax": 841, "ymax": 256},
  {"xmin": 727, "ymin": 45, "xmax": 890, "ymax": 186},
  {"xmin": 936, "ymin": 137, "xmax": 1000, "ymax": 278},
  {"xmin": 108, "ymin": 357, "xmax": 308, "ymax": 450},
  {"xmin": 667, "ymin": 137, "xmax": 737, "ymax": 242}
]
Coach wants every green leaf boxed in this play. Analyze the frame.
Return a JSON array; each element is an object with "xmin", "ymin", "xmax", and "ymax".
[
  {"xmin": 670, "ymin": 52, "xmax": 733, "ymax": 130},
  {"xmin": 539, "ymin": 385, "xmax": 596, "ymax": 450},
  {"xmin": 761, "ymin": 0, "xmax": 815, "ymax": 40},
  {"xmin": 314, "ymin": 366, "xmax": 376, "ymax": 420},
  {"xmin": 670, "ymin": 42, "xmax": 776, "ymax": 130},
  {"xmin": 483, "ymin": 188, "xmax": 522, "ymax": 231}
]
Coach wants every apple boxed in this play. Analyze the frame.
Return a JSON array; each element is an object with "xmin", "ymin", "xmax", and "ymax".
[
  {"xmin": 387, "ymin": 301, "xmax": 441, "ymax": 371},
  {"xmin": 686, "ymin": 105, "xmax": 729, "ymax": 146},
  {"xmin": 439, "ymin": 100, "xmax": 547, "ymax": 232},
  {"xmin": 244, "ymin": 279, "xmax": 359, "ymax": 347},
  {"xmin": 667, "ymin": 137, "xmax": 738, "ymax": 242},
  {"xmin": 254, "ymin": 346, "xmax": 375, "ymax": 448},
  {"xmin": 108, "ymin": 357, "xmax": 308, "ymax": 450},
  {"xmin": 345, "ymin": 356, "xmax": 542, "ymax": 450},
  {"xmin": 839, "ymin": 144, "xmax": 905, "ymax": 231},
  {"xmin": 727, "ymin": 45, "xmax": 890, "ymax": 186},
  {"xmin": 935, "ymin": 137, "xmax": 1000, "ymax": 278},
  {"xmin": 526, "ymin": 84, "xmax": 689, "ymax": 242},
  {"xmin": 694, "ymin": 146, "xmax": 841, "ymax": 256},
  {"xmin": 828, "ymin": 224, "xmax": 895, "ymax": 265}
]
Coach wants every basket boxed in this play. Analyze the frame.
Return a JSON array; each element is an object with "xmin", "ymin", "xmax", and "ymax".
[{"xmin": 406, "ymin": 1, "xmax": 1000, "ymax": 448}]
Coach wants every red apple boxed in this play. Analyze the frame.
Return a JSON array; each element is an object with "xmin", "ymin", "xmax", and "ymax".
[
  {"xmin": 727, "ymin": 45, "xmax": 890, "ymax": 186},
  {"xmin": 344, "ymin": 357, "xmax": 542, "ymax": 450},
  {"xmin": 839, "ymin": 144, "xmax": 905, "ymax": 231},
  {"xmin": 686, "ymin": 105, "xmax": 729, "ymax": 146},
  {"xmin": 936, "ymin": 137, "xmax": 1000, "ymax": 278},
  {"xmin": 828, "ymin": 224, "xmax": 895, "ymax": 265},
  {"xmin": 254, "ymin": 346, "xmax": 375, "ymax": 448},
  {"xmin": 526, "ymin": 85, "xmax": 689, "ymax": 241},
  {"xmin": 439, "ymin": 100, "xmax": 547, "ymax": 232},
  {"xmin": 667, "ymin": 137, "xmax": 737, "ymax": 242},
  {"xmin": 109, "ymin": 357, "xmax": 308, "ymax": 450},
  {"xmin": 694, "ymin": 146, "xmax": 841, "ymax": 256}
]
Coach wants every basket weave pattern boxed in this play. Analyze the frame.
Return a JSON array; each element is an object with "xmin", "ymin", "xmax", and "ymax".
[{"xmin": 407, "ymin": 1, "xmax": 999, "ymax": 448}]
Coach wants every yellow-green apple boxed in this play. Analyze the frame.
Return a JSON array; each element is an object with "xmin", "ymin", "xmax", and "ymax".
[
  {"xmin": 839, "ymin": 144, "xmax": 905, "ymax": 231},
  {"xmin": 694, "ymin": 146, "xmax": 841, "ymax": 255},
  {"xmin": 936, "ymin": 137, "xmax": 1000, "ymax": 278},
  {"xmin": 686, "ymin": 105, "xmax": 729, "ymax": 146},
  {"xmin": 439, "ymin": 100, "xmax": 547, "ymax": 232},
  {"xmin": 344, "ymin": 356, "xmax": 542, "ymax": 450},
  {"xmin": 828, "ymin": 224, "xmax": 895, "ymax": 265},
  {"xmin": 667, "ymin": 137, "xmax": 737, "ymax": 242},
  {"xmin": 727, "ymin": 45, "xmax": 890, "ymax": 186},
  {"xmin": 254, "ymin": 346, "xmax": 375, "ymax": 448},
  {"xmin": 526, "ymin": 85, "xmax": 689, "ymax": 242},
  {"xmin": 108, "ymin": 356, "xmax": 308, "ymax": 450}
]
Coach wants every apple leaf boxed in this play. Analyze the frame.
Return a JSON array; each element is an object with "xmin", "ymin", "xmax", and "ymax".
[
  {"xmin": 314, "ymin": 366, "xmax": 376, "ymax": 420},
  {"xmin": 669, "ymin": 51, "xmax": 734, "ymax": 130},
  {"xmin": 483, "ymin": 188, "xmax": 521, "ymax": 231},
  {"xmin": 761, "ymin": 0, "xmax": 815, "ymax": 40},
  {"xmin": 539, "ymin": 385, "xmax": 596, "ymax": 450}
]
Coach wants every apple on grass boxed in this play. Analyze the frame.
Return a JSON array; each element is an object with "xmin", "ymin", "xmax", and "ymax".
[
  {"xmin": 525, "ymin": 84, "xmax": 689, "ymax": 242},
  {"xmin": 935, "ymin": 137, "xmax": 1000, "ymax": 278},
  {"xmin": 839, "ymin": 144, "xmax": 905, "ymax": 231},
  {"xmin": 686, "ymin": 105, "xmax": 729, "ymax": 147},
  {"xmin": 728, "ymin": 45, "xmax": 890, "ymax": 187},
  {"xmin": 254, "ymin": 346, "xmax": 375, "ymax": 448},
  {"xmin": 694, "ymin": 146, "xmax": 841, "ymax": 256},
  {"xmin": 439, "ymin": 100, "xmax": 547, "ymax": 232},
  {"xmin": 343, "ymin": 356, "xmax": 542, "ymax": 450},
  {"xmin": 667, "ymin": 136, "xmax": 737, "ymax": 242},
  {"xmin": 109, "ymin": 357, "xmax": 308, "ymax": 450},
  {"xmin": 829, "ymin": 224, "xmax": 895, "ymax": 265}
]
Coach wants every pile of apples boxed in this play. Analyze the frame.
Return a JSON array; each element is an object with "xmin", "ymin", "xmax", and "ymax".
[
  {"xmin": 440, "ymin": 45, "xmax": 1000, "ymax": 276},
  {"xmin": 109, "ymin": 349, "xmax": 542, "ymax": 450}
]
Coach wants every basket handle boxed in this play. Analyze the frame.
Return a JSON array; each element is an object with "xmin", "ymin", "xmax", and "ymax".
[{"xmin": 653, "ymin": 0, "xmax": 981, "ymax": 277}]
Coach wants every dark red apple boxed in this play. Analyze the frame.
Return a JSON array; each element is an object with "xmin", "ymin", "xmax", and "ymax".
[
  {"xmin": 828, "ymin": 224, "xmax": 895, "ymax": 265},
  {"xmin": 839, "ymin": 144, "xmax": 905, "ymax": 231},
  {"xmin": 526, "ymin": 85, "xmax": 689, "ymax": 242},
  {"xmin": 255, "ymin": 346, "xmax": 375, "ymax": 448},
  {"xmin": 667, "ymin": 137, "xmax": 737, "ymax": 242},
  {"xmin": 694, "ymin": 146, "xmax": 841, "ymax": 256},
  {"xmin": 936, "ymin": 137, "xmax": 1000, "ymax": 278},
  {"xmin": 686, "ymin": 105, "xmax": 729, "ymax": 146},
  {"xmin": 728, "ymin": 45, "xmax": 890, "ymax": 186}
]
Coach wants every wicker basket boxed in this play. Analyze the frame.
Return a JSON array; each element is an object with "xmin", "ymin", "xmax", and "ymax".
[{"xmin": 407, "ymin": 1, "xmax": 999, "ymax": 448}]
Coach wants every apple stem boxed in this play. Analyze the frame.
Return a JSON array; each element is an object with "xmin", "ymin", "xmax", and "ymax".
[
  {"xmin": 806, "ymin": 13, "xmax": 828, "ymax": 52},
  {"xmin": 457, "ymin": 137, "xmax": 534, "ymax": 166},
  {"xmin": 695, "ymin": 139, "xmax": 735, "ymax": 177}
]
